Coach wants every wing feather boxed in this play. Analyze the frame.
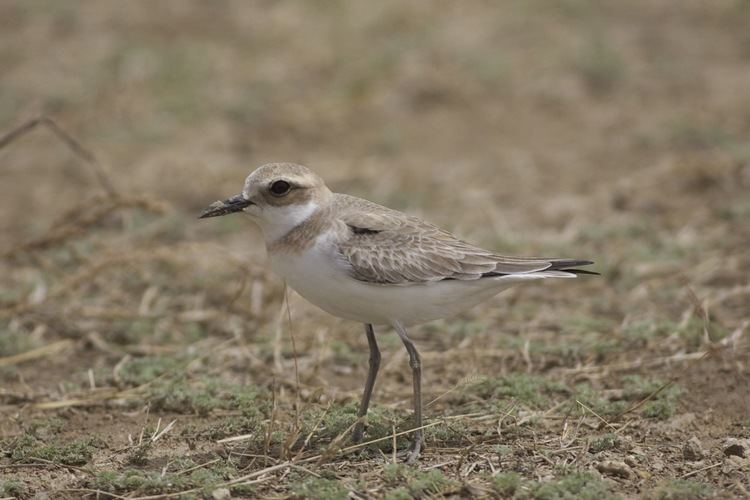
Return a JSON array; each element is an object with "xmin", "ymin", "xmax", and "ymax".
[{"xmin": 333, "ymin": 194, "xmax": 592, "ymax": 285}]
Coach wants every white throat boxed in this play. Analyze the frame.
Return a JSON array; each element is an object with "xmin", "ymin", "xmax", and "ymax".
[{"xmin": 256, "ymin": 201, "xmax": 319, "ymax": 243}]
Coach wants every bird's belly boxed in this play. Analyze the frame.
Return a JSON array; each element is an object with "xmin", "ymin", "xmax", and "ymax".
[{"xmin": 269, "ymin": 248, "xmax": 520, "ymax": 326}]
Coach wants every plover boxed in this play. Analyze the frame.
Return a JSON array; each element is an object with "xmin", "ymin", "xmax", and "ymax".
[{"xmin": 200, "ymin": 162, "xmax": 595, "ymax": 462}]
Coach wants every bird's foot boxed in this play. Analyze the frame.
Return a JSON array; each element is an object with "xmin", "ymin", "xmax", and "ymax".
[{"xmin": 397, "ymin": 434, "xmax": 422, "ymax": 464}]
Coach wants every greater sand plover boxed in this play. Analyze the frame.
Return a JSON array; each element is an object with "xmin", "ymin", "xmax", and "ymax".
[{"xmin": 200, "ymin": 163, "xmax": 595, "ymax": 462}]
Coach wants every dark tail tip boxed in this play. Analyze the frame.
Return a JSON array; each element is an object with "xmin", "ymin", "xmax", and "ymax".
[{"xmin": 550, "ymin": 259, "xmax": 599, "ymax": 276}]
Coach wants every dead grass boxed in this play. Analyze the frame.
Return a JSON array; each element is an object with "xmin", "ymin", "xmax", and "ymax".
[{"xmin": 1, "ymin": 1, "xmax": 749, "ymax": 498}]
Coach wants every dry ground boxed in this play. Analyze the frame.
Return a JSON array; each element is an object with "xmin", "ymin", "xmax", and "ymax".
[{"xmin": 1, "ymin": 1, "xmax": 749, "ymax": 498}]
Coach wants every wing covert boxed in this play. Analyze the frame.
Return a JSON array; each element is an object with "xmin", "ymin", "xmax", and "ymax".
[{"xmin": 333, "ymin": 196, "xmax": 554, "ymax": 284}]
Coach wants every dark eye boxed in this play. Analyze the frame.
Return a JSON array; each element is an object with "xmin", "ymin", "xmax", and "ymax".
[{"xmin": 269, "ymin": 180, "xmax": 291, "ymax": 196}]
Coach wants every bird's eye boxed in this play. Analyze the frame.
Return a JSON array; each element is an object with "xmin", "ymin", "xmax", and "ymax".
[{"xmin": 269, "ymin": 180, "xmax": 291, "ymax": 196}]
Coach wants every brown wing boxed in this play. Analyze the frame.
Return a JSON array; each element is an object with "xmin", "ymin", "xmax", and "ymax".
[{"xmin": 334, "ymin": 194, "xmax": 582, "ymax": 284}]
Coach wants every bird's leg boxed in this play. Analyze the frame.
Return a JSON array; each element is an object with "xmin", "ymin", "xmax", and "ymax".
[
  {"xmin": 352, "ymin": 323, "xmax": 381, "ymax": 443},
  {"xmin": 393, "ymin": 320, "xmax": 422, "ymax": 463}
]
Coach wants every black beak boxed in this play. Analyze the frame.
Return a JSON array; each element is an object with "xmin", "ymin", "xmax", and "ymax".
[{"xmin": 199, "ymin": 194, "xmax": 254, "ymax": 219}]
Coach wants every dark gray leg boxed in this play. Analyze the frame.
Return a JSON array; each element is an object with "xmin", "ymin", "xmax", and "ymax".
[
  {"xmin": 393, "ymin": 320, "xmax": 422, "ymax": 463},
  {"xmin": 352, "ymin": 323, "xmax": 381, "ymax": 443}
]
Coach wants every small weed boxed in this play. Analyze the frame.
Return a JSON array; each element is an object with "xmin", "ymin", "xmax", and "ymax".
[
  {"xmin": 563, "ymin": 315, "xmax": 616, "ymax": 335},
  {"xmin": 1, "ymin": 478, "xmax": 27, "ymax": 497},
  {"xmin": 644, "ymin": 479, "xmax": 713, "ymax": 500},
  {"xmin": 494, "ymin": 444, "xmax": 513, "ymax": 457},
  {"xmin": 384, "ymin": 487, "xmax": 413, "ymax": 500},
  {"xmin": 573, "ymin": 377, "xmax": 682, "ymax": 420},
  {"xmin": 89, "ymin": 469, "xmax": 189, "ymax": 496},
  {"xmin": 571, "ymin": 384, "xmax": 627, "ymax": 417},
  {"xmin": 527, "ymin": 471, "xmax": 617, "ymax": 500},
  {"xmin": 114, "ymin": 318, "xmax": 158, "ymax": 344},
  {"xmin": 330, "ymin": 339, "xmax": 358, "ymax": 364},
  {"xmin": 444, "ymin": 319, "xmax": 488, "ymax": 342},
  {"xmin": 589, "ymin": 433, "xmax": 620, "ymax": 453},
  {"xmin": 89, "ymin": 461, "xmax": 239, "ymax": 496},
  {"xmin": 146, "ymin": 377, "xmax": 265, "ymax": 416},
  {"xmin": 669, "ymin": 122, "xmax": 729, "ymax": 151},
  {"xmin": 622, "ymin": 375, "xmax": 683, "ymax": 420},
  {"xmin": 126, "ymin": 441, "xmax": 151, "ymax": 465},
  {"xmin": 188, "ymin": 415, "xmax": 260, "ymax": 441},
  {"xmin": 291, "ymin": 476, "xmax": 349, "ymax": 500},
  {"xmin": 22, "ymin": 417, "xmax": 66, "ymax": 439},
  {"xmin": 0, "ymin": 325, "xmax": 40, "ymax": 356},
  {"xmin": 295, "ymin": 402, "xmax": 409, "ymax": 453},
  {"xmin": 382, "ymin": 463, "xmax": 460, "ymax": 497},
  {"xmin": 490, "ymin": 472, "xmax": 521, "ymax": 497},
  {"xmin": 7, "ymin": 434, "xmax": 104, "ymax": 466},
  {"xmin": 119, "ymin": 355, "xmax": 185, "ymax": 386},
  {"xmin": 677, "ymin": 316, "xmax": 729, "ymax": 349},
  {"xmin": 575, "ymin": 37, "xmax": 625, "ymax": 95},
  {"xmin": 622, "ymin": 319, "xmax": 676, "ymax": 346},
  {"xmin": 423, "ymin": 421, "xmax": 467, "ymax": 445},
  {"xmin": 474, "ymin": 373, "xmax": 567, "ymax": 408}
]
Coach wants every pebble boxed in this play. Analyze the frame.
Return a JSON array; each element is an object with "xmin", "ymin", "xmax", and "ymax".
[
  {"xmin": 723, "ymin": 438, "xmax": 749, "ymax": 458},
  {"xmin": 596, "ymin": 460, "xmax": 632, "ymax": 479},
  {"xmin": 212, "ymin": 488, "xmax": 232, "ymax": 500},
  {"xmin": 683, "ymin": 436, "xmax": 704, "ymax": 461}
]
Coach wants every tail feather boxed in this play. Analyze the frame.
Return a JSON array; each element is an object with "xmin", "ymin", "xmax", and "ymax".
[
  {"xmin": 479, "ymin": 258, "xmax": 598, "ymax": 279},
  {"xmin": 547, "ymin": 259, "xmax": 598, "ymax": 276},
  {"xmin": 560, "ymin": 268, "xmax": 600, "ymax": 276}
]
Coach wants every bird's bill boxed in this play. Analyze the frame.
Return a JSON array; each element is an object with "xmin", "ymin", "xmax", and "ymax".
[{"xmin": 199, "ymin": 194, "xmax": 253, "ymax": 219}]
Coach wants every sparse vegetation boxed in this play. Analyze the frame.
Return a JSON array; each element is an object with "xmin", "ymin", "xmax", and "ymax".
[{"xmin": 1, "ymin": 1, "xmax": 748, "ymax": 497}]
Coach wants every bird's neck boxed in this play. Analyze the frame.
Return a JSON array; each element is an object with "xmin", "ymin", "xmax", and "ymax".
[{"xmin": 264, "ymin": 202, "xmax": 333, "ymax": 254}]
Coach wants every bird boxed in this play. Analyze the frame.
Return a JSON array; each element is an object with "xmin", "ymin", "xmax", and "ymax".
[{"xmin": 200, "ymin": 162, "xmax": 595, "ymax": 462}]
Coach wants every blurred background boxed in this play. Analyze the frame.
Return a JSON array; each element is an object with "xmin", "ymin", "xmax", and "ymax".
[{"xmin": 1, "ymin": 1, "xmax": 749, "ymax": 497}]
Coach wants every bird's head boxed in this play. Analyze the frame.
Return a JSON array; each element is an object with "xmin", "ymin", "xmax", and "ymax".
[{"xmin": 200, "ymin": 163, "xmax": 332, "ymax": 241}]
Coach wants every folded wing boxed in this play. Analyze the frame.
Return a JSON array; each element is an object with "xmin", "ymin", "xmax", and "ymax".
[{"xmin": 334, "ymin": 195, "xmax": 593, "ymax": 285}]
